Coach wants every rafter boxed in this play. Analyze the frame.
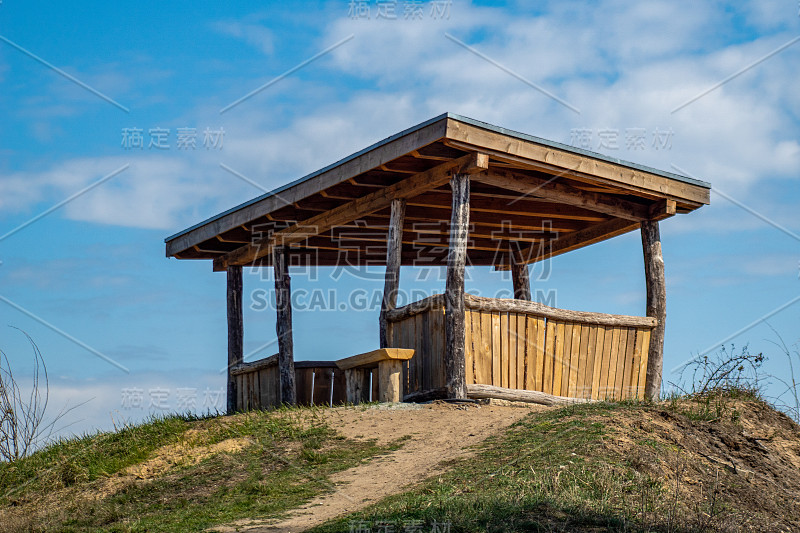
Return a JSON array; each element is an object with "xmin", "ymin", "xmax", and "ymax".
[
  {"xmin": 213, "ymin": 152, "xmax": 489, "ymax": 271},
  {"xmin": 497, "ymin": 218, "xmax": 641, "ymax": 269}
]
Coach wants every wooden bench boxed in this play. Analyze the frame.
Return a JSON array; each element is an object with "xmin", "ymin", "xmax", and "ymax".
[{"xmin": 335, "ymin": 348, "xmax": 415, "ymax": 404}]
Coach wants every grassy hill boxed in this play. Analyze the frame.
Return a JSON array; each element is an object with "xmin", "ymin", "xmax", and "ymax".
[{"xmin": 1, "ymin": 390, "xmax": 799, "ymax": 532}]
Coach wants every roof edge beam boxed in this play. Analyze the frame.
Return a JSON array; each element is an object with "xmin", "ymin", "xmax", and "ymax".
[
  {"xmin": 443, "ymin": 137, "xmax": 710, "ymax": 206},
  {"xmin": 474, "ymin": 169, "xmax": 649, "ymax": 222}
]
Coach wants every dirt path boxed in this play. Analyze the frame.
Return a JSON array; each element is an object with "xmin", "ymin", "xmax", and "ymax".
[{"xmin": 217, "ymin": 401, "xmax": 541, "ymax": 532}]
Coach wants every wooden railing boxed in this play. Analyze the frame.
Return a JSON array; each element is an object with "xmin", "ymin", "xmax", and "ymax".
[
  {"xmin": 231, "ymin": 357, "xmax": 346, "ymax": 410},
  {"xmin": 231, "ymin": 294, "xmax": 655, "ymax": 410},
  {"xmin": 386, "ymin": 294, "xmax": 656, "ymax": 400}
]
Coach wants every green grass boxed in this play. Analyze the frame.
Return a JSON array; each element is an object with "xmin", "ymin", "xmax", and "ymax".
[
  {"xmin": 0, "ymin": 407, "xmax": 401, "ymax": 532},
  {"xmin": 664, "ymin": 386, "xmax": 762, "ymax": 423},
  {"xmin": 0, "ymin": 413, "xmax": 197, "ymax": 495},
  {"xmin": 309, "ymin": 390, "xmax": 790, "ymax": 532},
  {"xmin": 310, "ymin": 402, "xmax": 667, "ymax": 532}
]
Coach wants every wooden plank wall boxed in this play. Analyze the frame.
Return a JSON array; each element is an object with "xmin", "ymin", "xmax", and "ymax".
[
  {"xmin": 235, "ymin": 364, "xmax": 279, "ymax": 411},
  {"xmin": 463, "ymin": 309, "xmax": 651, "ymax": 400},
  {"xmin": 294, "ymin": 366, "xmax": 348, "ymax": 406},
  {"xmin": 388, "ymin": 304, "xmax": 652, "ymax": 400},
  {"xmin": 235, "ymin": 363, "xmax": 347, "ymax": 411},
  {"xmin": 388, "ymin": 307, "xmax": 446, "ymax": 396}
]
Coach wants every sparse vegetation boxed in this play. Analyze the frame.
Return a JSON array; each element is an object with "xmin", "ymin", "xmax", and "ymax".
[
  {"xmin": 765, "ymin": 331, "xmax": 800, "ymax": 423},
  {"xmin": 1, "ymin": 330, "xmax": 79, "ymax": 462},
  {"xmin": 312, "ymin": 394, "xmax": 800, "ymax": 532},
  {"xmin": 0, "ymin": 406, "xmax": 401, "ymax": 532},
  {"xmin": 672, "ymin": 343, "xmax": 765, "ymax": 398}
]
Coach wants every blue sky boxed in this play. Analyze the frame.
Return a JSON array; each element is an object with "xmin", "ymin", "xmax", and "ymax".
[{"xmin": 0, "ymin": 0, "xmax": 798, "ymax": 436}]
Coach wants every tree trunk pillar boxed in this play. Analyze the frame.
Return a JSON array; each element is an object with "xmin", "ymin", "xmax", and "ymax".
[
  {"xmin": 380, "ymin": 198, "xmax": 406, "ymax": 348},
  {"xmin": 226, "ymin": 265, "xmax": 243, "ymax": 414},
  {"xmin": 510, "ymin": 246, "xmax": 531, "ymax": 301},
  {"xmin": 641, "ymin": 220, "xmax": 666, "ymax": 401},
  {"xmin": 445, "ymin": 173, "xmax": 470, "ymax": 399},
  {"xmin": 273, "ymin": 246, "xmax": 296, "ymax": 405}
]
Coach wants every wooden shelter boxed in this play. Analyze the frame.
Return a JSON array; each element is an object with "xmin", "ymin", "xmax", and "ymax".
[{"xmin": 165, "ymin": 113, "xmax": 710, "ymax": 410}]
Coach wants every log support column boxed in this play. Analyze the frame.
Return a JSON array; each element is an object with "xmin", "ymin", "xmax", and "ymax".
[
  {"xmin": 380, "ymin": 198, "xmax": 406, "ymax": 348},
  {"xmin": 273, "ymin": 246, "xmax": 296, "ymax": 405},
  {"xmin": 226, "ymin": 265, "xmax": 243, "ymax": 414},
  {"xmin": 445, "ymin": 173, "xmax": 470, "ymax": 399},
  {"xmin": 510, "ymin": 246, "xmax": 531, "ymax": 301},
  {"xmin": 641, "ymin": 220, "xmax": 666, "ymax": 401}
]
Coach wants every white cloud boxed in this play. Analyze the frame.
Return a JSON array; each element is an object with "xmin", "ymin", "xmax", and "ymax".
[
  {"xmin": 738, "ymin": 0, "xmax": 798, "ymax": 32},
  {"xmin": 742, "ymin": 254, "xmax": 799, "ymax": 277},
  {"xmin": 213, "ymin": 15, "xmax": 275, "ymax": 55},
  {"xmin": 321, "ymin": 0, "xmax": 799, "ymax": 194},
  {"xmin": 2, "ymin": 1, "xmax": 797, "ymax": 235},
  {"xmin": 39, "ymin": 370, "xmax": 228, "ymax": 440}
]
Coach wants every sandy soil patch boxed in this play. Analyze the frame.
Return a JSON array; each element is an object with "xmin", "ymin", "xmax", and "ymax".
[{"xmin": 218, "ymin": 400, "xmax": 542, "ymax": 532}]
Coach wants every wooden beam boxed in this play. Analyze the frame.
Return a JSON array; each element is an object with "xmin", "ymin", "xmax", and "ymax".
[
  {"xmin": 385, "ymin": 293, "xmax": 445, "ymax": 322},
  {"xmin": 445, "ymin": 173, "xmax": 470, "ymax": 399},
  {"xmin": 464, "ymin": 294, "xmax": 657, "ymax": 328},
  {"xmin": 322, "ymin": 188, "xmax": 610, "ymax": 222},
  {"xmin": 335, "ymin": 221, "xmax": 555, "ymax": 243},
  {"xmin": 273, "ymin": 246, "xmax": 296, "ymax": 405},
  {"xmin": 649, "ymin": 198, "xmax": 677, "ymax": 220},
  {"xmin": 499, "ymin": 218, "xmax": 641, "ymax": 269},
  {"xmin": 444, "ymin": 120, "xmax": 711, "ymax": 205},
  {"xmin": 474, "ymin": 170, "xmax": 649, "ymax": 221},
  {"xmin": 257, "ymin": 205, "xmax": 593, "ymax": 233},
  {"xmin": 408, "ymin": 192, "xmax": 609, "ymax": 222},
  {"xmin": 213, "ymin": 152, "xmax": 489, "ymax": 271},
  {"xmin": 466, "ymin": 384, "xmax": 594, "ymax": 406},
  {"xmin": 307, "ymin": 233, "xmax": 509, "ymax": 253},
  {"xmin": 230, "ymin": 354, "xmax": 278, "ymax": 376},
  {"xmin": 641, "ymin": 220, "xmax": 666, "ymax": 401},
  {"xmin": 381, "ymin": 211, "xmax": 587, "ymax": 233},
  {"xmin": 510, "ymin": 246, "xmax": 531, "ymax": 301},
  {"xmin": 226, "ymin": 265, "xmax": 243, "ymax": 414},
  {"xmin": 335, "ymin": 348, "xmax": 416, "ymax": 370},
  {"xmin": 380, "ymin": 199, "xmax": 405, "ymax": 348}
]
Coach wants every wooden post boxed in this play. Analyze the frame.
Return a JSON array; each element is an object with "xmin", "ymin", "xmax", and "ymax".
[
  {"xmin": 641, "ymin": 220, "xmax": 666, "ymax": 401},
  {"xmin": 344, "ymin": 368, "xmax": 369, "ymax": 404},
  {"xmin": 377, "ymin": 360, "xmax": 404, "ymax": 402},
  {"xmin": 226, "ymin": 265, "xmax": 243, "ymax": 414},
  {"xmin": 444, "ymin": 173, "xmax": 470, "ymax": 399},
  {"xmin": 380, "ymin": 198, "xmax": 406, "ymax": 348},
  {"xmin": 510, "ymin": 245, "xmax": 531, "ymax": 301},
  {"xmin": 273, "ymin": 246, "xmax": 296, "ymax": 405}
]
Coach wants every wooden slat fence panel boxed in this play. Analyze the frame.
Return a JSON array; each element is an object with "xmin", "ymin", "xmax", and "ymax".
[
  {"xmin": 385, "ymin": 294, "xmax": 656, "ymax": 401},
  {"xmin": 233, "ymin": 359, "xmax": 345, "ymax": 411}
]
